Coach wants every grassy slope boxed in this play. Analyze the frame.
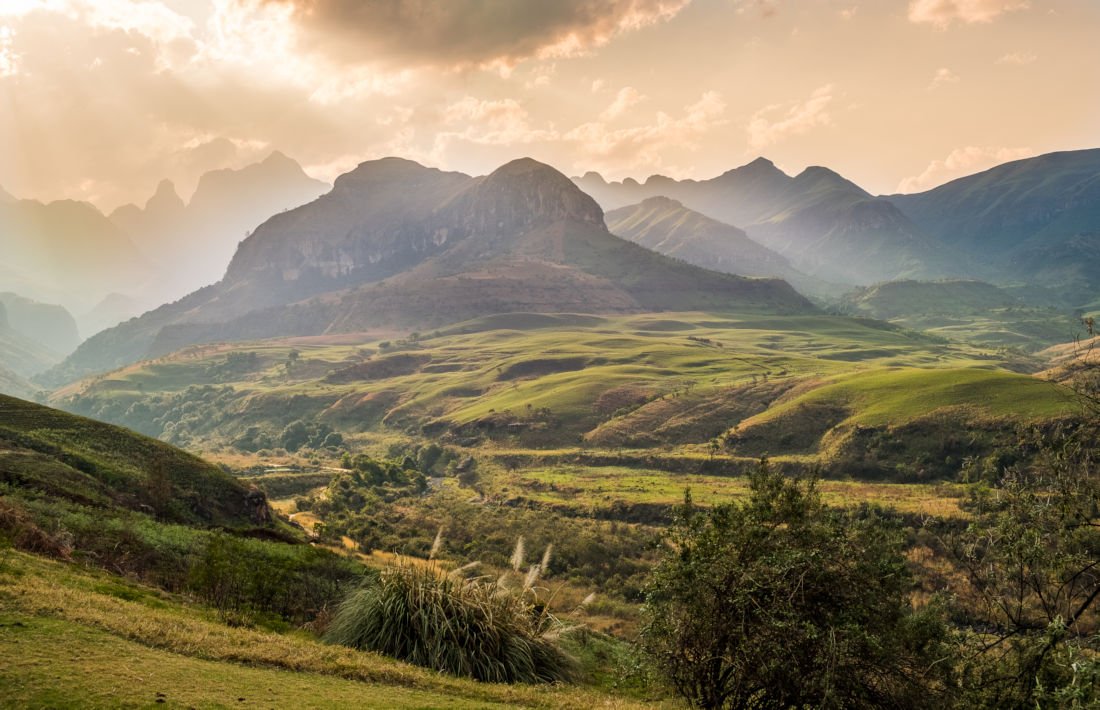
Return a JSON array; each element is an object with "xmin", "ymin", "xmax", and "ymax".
[
  {"xmin": 49, "ymin": 311, "xmax": 1021, "ymax": 453},
  {"xmin": 494, "ymin": 465, "xmax": 964, "ymax": 518},
  {"xmin": 0, "ymin": 393, "xmax": 260, "ymax": 527},
  {"xmin": 738, "ymin": 368, "xmax": 1072, "ymax": 430},
  {"xmin": 0, "ymin": 552, "xmax": 658, "ymax": 709},
  {"xmin": 840, "ymin": 280, "xmax": 1083, "ymax": 352}
]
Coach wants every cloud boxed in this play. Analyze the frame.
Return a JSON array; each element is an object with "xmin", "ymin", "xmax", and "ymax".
[
  {"xmin": 565, "ymin": 91, "xmax": 726, "ymax": 175},
  {"xmin": 746, "ymin": 85, "xmax": 834, "ymax": 150},
  {"xmin": 255, "ymin": 0, "xmax": 693, "ymax": 69},
  {"xmin": 997, "ymin": 49, "xmax": 1037, "ymax": 64},
  {"xmin": 599, "ymin": 87, "xmax": 645, "ymax": 121},
  {"xmin": 928, "ymin": 67, "xmax": 960, "ymax": 89},
  {"xmin": 907, "ymin": 0, "xmax": 1029, "ymax": 27},
  {"xmin": 896, "ymin": 145, "xmax": 1034, "ymax": 192}
]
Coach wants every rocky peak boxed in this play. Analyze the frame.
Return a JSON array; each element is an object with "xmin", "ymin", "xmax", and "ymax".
[
  {"xmin": 145, "ymin": 179, "xmax": 185, "ymax": 213},
  {"xmin": 793, "ymin": 166, "xmax": 869, "ymax": 196},
  {"xmin": 720, "ymin": 156, "xmax": 786, "ymax": 181},
  {"xmin": 639, "ymin": 195, "xmax": 684, "ymax": 210},
  {"xmin": 452, "ymin": 158, "xmax": 604, "ymax": 233},
  {"xmin": 332, "ymin": 157, "xmax": 448, "ymax": 193}
]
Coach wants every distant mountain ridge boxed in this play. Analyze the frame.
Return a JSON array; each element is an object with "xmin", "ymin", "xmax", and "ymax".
[
  {"xmin": 575, "ymin": 159, "xmax": 972, "ymax": 285},
  {"xmin": 885, "ymin": 148, "xmax": 1100, "ymax": 303},
  {"xmin": 605, "ymin": 196, "xmax": 840, "ymax": 298},
  {"xmin": 110, "ymin": 152, "xmax": 330, "ymax": 302},
  {"xmin": 0, "ymin": 292, "xmax": 80, "ymax": 355},
  {"xmin": 46, "ymin": 157, "xmax": 812, "ymax": 385},
  {"xmin": 0, "ymin": 195, "xmax": 152, "ymax": 311},
  {"xmin": 0, "ymin": 300, "xmax": 61, "ymax": 380}
]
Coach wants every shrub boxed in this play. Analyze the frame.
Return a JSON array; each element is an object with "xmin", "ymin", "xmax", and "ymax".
[
  {"xmin": 324, "ymin": 560, "xmax": 576, "ymax": 684},
  {"xmin": 641, "ymin": 460, "xmax": 952, "ymax": 709}
]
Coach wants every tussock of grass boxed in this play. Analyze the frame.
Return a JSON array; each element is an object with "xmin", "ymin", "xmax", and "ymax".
[{"xmin": 325, "ymin": 560, "xmax": 577, "ymax": 684}]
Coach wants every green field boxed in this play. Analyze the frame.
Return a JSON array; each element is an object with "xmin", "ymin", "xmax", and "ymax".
[
  {"xmin": 51, "ymin": 310, "xmax": 1062, "ymax": 463},
  {"xmin": 497, "ymin": 465, "xmax": 965, "ymax": 518}
]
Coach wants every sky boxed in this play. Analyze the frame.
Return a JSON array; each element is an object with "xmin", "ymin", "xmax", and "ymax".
[{"xmin": 1, "ymin": 0, "xmax": 1097, "ymax": 211}]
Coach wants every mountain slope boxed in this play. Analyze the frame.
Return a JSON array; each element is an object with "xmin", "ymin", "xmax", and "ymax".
[
  {"xmin": 47, "ymin": 157, "xmax": 812, "ymax": 384},
  {"xmin": 110, "ymin": 152, "xmax": 330, "ymax": 302},
  {"xmin": 0, "ymin": 360, "xmax": 35, "ymax": 399},
  {"xmin": 0, "ymin": 292, "xmax": 80, "ymax": 354},
  {"xmin": 605, "ymin": 196, "xmax": 838, "ymax": 297},
  {"xmin": 575, "ymin": 159, "xmax": 970, "ymax": 285},
  {"xmin": 0, "ymin": 302, "xmax": 61, "ymax": 378},
  {"xmin": 0, "ymin": 197, "xmax": 152, "ymax": 310},
  {"xmin": 886, "ymin": 148, "xmax": 1100, "ymax": 303}
]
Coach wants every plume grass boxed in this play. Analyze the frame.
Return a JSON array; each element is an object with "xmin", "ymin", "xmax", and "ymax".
[{"xmin": 324, "ymin": 559, "xmax": 577, "ymax": 684}]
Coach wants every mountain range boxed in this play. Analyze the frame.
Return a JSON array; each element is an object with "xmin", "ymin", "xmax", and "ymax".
[
  {"xmin": 604, "ymin": 196, "xmax": 839, "ymax": 298},
  {"xmin": 575, "ymin": 158, "xmax": 972, "ymax": 286},
  {"xmin": 885, "ymin": 149, "xmax": 1100, "ymax": 304},
  {"xmin": 0, "ymin": 195, "xmax": 152, "ymax": 312},
  {"xmin": 109, "ymin": 151, "xmax": 330, "ymax": 302},
  {"xmin": 575, "ymin": 149, "xmax": 1100, "ymax": 301},
  {"xmin": 44, "ymin": 157, "xmax": 811, "ymax": 385},
  {"xmin": 0, "ymin": 153, "xmax": 329, "ymax": 337},
  {"xmin": 17, "ymin": 146, "xmax": 1100, "ymax": 388}
]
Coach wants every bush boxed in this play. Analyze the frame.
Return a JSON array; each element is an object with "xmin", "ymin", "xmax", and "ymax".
[
  {"xmin": 641, "ymin": 459, "xmax": 952, "ymax": 709},
  {"xmin": 324, "ymin": 561, "xmax": 576, "ymax": 684}
]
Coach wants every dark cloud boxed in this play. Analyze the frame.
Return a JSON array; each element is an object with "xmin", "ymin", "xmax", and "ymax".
[{"xmin": 258, "ymin": 0, "xmax": 691, "ymax": 68}]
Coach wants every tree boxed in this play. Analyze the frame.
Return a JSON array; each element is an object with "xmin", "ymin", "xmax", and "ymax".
[
  {"xmin": 641, "ymin": 460, "xmax": 951, "ymax": 710},
  {"xmin": 940, "ymin": 424, "xmax": 1100, "ymax": 707}
]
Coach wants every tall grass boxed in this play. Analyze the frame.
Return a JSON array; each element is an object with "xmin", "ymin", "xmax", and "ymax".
[{"xmin": 324, "ymin": 559, "xmax": 577, "ymax": 684}]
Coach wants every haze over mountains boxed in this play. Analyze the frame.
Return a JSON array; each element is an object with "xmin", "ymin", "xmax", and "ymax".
[
  {"xmin": 886, "ymin": 149, "xmax": 1100, "ymax": 304},
  {"xmin": 605, "ymin": 196, "xmax": 838, "ymax": 298},
  {"xmin": 3, "ymin": 146, "xmax": 1097, "ymax": 390},
  {"xmin": 0, "ymin": 153, "xmax": 329, "ymax": 341},
  {"xmin": 109, "ymin": 152, "xmax": 330, "ymax": 302},
  {"xmin": 0, "ymin": 194, "xmax": 152, "ymax": 313},
  {"xmin": 46, "ymin": 157, "xmax": 809, "ymax": 385},
  {"xmin": 575, "ymin": 157, "xmax": 971, "ymax": 286}
]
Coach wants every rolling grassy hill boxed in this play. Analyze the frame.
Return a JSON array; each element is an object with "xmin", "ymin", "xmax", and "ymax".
[
  {"xmin": 48, "ymin": 310, "xmax": 1062, "ymax": 472},
  {"xmin": 839, "ymin": 280, "xmax": 1084, "ymax": 352},
  {"xmin": 0, "ymin": 393, "xmax": 269, "ymax": 527}
]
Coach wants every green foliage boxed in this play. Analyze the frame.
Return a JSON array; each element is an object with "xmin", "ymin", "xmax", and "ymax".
[
  {"xmin": 939, "ymin": 424, "xmax": 1100, "ymax": 708},
  {"xmin": 641, "ymin": 459, "xmax": 952, "ymax": 709},
  {"xmin": 313, "ymin": 485, "xmax": 656, "ymax": 598},
  {"xmin": 1, "ymin": 488, "xmax": 363, "ymax": 625},
  {"xmin": 324, "ymin": 561, "xmax": 576, "ymax": 684},
  {"xmin": 189, "ymin": 532, "xmax": 367, "ymax": 625}
]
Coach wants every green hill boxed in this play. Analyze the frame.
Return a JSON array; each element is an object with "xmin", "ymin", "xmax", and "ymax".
[
  {"xmin": 0, "ymin": 393, "xmax": 267, "ymax": 527},
  {"xmin": 50, "ymin": 310, "xmax": 1034, "ymax": 459},
  {"xmin": 839, "ymin": 279, "xmax": 1083, "ymax": 351}
]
